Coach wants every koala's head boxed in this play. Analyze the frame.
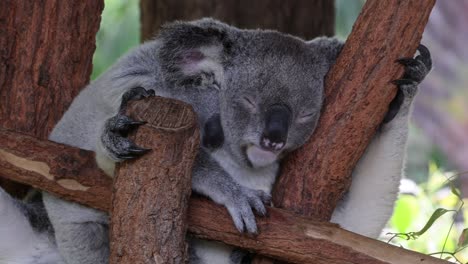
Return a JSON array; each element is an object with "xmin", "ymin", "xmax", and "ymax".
[{"xmin": 158, "ymin": 18, "xmax": 336, "ymax": 168}]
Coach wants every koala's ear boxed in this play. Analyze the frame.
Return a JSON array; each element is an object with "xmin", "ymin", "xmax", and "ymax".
[
  {"xmin": 307, "ymin": 37, "xmax": 344, "ymax": 66},
  {"xmin": 158, "ymin": 18, "xmax": 234, "ymax": 89}
]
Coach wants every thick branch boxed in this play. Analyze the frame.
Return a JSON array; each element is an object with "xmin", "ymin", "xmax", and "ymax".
[
  {"xmin": 0, "ymin": 0, "xmax": 104, "ymax": 197},
  {"xmin": 273, "ymin": 0, "xmax": 436, "ymax": 221},
  {"xmin": 0, "ymin": 129, "xmax": 448, "ymax": 264},
  {"xmin": 0, "ymin": 129, "xmax": 112, "ymax": 211},
  {"xmin": 110, "ymin": 97, "xmax": 199, "ymax": 263}
]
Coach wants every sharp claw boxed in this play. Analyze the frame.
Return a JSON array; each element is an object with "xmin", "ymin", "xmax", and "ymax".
[
  {"xmin": 396, "ymin": 57, "xmax": 417, "ymax": 66},
  {"xmin": 128, "ymin": 146, "xmax": 152, "ymax": 155},
  {"xmin": 391, "ymin": 79, "xmax": 417, "ymax": 86},
  {"xmin": 116, "ymin": 154, "xmax": 139, "ymax": 160},
  {"xmin": 256, "ymin": 206, "xmax": 267, "ymax": 217},
  {"xmin": 246, "ymin": 225, "xmax": 258, "ymax": 235},
  {"xmin": 416, "ymin": 44, "xmax": 432, "ymax": 70},
  {"xmin": 128, "ymin": 120, "xmax": 147, "ymax": 126},
  {"xmin": 417, "ymin": 44, "xmax": 430, "ymax": 58},
  {"xmin": 234, "ymin": 221, "xmax": 244, "ymax": 233}
]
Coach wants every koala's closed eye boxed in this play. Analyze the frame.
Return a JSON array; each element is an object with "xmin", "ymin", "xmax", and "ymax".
[{"xmin": 297, "ymin": 111, "xmax": 318, "ymax": 123}]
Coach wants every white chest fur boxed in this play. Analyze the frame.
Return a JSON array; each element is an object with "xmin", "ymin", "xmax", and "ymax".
[{"xmin": 211, "ymin": 149, "xmax": 279, "ymax": 194}]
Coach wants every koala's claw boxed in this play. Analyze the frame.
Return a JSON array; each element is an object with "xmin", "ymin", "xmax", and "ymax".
[
  {"xmin": 391, "ymin": 79, "xmax": 417, "ymax": 86},
  {"xmin": 119, "ymin": 86, "xmax": 155, "ymax": 112},
  {"xmin": 395, "ymin": 44, "xmax": 432, "ymax": 84},
  {"xmin": 384, "ymin": 44, "xmax": 431, "ymax": 124},
  {"xmin": 225, "ymin": 187, "xmax": 270, "ymax": 234},
  {"xmin": 109, "ymin": 115, "xmax": 146, "ymax": 134},
  {"xmin": 102, "ymin": 114, "xmax": 151, "ymax": 161},
  {"xmin": 101, "ymin": 87, "xmax": 155, "ymax": 161}
]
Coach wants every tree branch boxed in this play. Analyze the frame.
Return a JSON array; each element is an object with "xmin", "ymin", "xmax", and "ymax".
[
  {"xmin": 273, "ymin": 0, "xmax": 436, "ymax": 221},
  {"xmin": 0, "ymin": 127, "xmax": 448, "ymax": 263},
  {"xmin": 0, "ymin": 0, "xmax": 104, "ymax": 197},
  {"xmin": 109, "ymin": 97, "xmax": 199, "ymax": 263}
]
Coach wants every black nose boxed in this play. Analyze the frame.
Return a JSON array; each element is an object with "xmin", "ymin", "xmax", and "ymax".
[{"xmin": 261, "ymin": 104, "xmax": 291, "ymax": 151}]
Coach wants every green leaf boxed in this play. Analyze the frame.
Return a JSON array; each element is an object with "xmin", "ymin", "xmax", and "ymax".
[
  {"xmin": 412, "ymin": 208, "xmax": 453, "ymax": 237},
  {"xmin": 458, "ymin": 228, "xmax": 468, "ymax": 247}
]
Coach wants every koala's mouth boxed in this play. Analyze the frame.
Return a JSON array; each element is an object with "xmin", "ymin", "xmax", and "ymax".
[{"xmin": 245, "ymin": 144, "xmax": 280, "ymax": 168}]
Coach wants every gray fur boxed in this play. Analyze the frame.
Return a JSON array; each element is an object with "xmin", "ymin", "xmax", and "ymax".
[{"xmin": 0, "ymin": 18, "xmax": 431, "ymax": 264}]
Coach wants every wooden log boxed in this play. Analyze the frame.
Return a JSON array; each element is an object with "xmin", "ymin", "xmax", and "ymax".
[
  {"xmin": 0, "ymin": 129, "xmax": 448, "ymax": 264},
  {"xmin": 0, "ymin": 0, "xmax": 104, "ymax": 196},
  {"xmin": 109, "ymin": 97, "xmax": 199, "ymax": 264},
  {"xmin": 0, "ymin": 129, "xmax": 112, "ymax": 211},
  {"xmin": 273, "ymin": 0, "xmax": 436, "ymax": 221},
  {"xmin": 140, "ymin": 0, "xmax": 334, "ymax": 42}
]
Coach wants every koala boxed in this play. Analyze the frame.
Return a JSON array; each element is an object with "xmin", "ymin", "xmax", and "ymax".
[{"xmin": 0, "ymin": 18, "xmax": 431, "ymax": 264}]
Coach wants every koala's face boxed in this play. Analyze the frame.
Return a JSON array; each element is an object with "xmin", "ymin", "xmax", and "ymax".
[
  {"xmin": 158, "ymin": 19, "xmax": 332, "ymax": 168},
  {"xmin": 219, "ymin": 33, "xmax": 327, "ymax": 168}
]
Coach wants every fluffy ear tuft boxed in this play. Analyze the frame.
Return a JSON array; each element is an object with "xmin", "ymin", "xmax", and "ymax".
[{"xmin": 158, "ymin": 18, "xmax": 234, "ymax": 89}]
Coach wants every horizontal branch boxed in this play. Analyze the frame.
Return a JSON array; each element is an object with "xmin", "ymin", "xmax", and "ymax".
[{"xmin": 0, "ymin": 128, "xmax": 447, "ymax": 264}]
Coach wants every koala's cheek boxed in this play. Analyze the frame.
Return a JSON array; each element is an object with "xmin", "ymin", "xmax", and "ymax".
[{"xmin": 246, "ymin": 146, "xmax": 278, "ymax": 168}]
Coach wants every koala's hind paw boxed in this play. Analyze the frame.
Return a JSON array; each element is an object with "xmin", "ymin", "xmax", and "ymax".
[
  {"xmin": 225, "ymin": 187, "xmax": 271, "ymax": 234},
  {"xmin": 101, "ymin": 87, "xmax": 155, "ymax": 161}
]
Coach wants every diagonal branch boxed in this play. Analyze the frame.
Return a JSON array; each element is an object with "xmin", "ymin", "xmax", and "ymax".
[{"xmin": 274, "ymin": 0, "xmax": 436, "ymax": 221}]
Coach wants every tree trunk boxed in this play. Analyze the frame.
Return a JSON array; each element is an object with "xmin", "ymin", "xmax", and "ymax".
[
  {"xmin": 273, "ymin": 0, "xmax": 435, "ymax": 220},
  {"xmin": 0, "ymin": 128, "xmax": 448, "ymax": 264},
  {"xmin": 110, "ymin": 97, "xmax": 199, "ymax": 264},
  {"xmin": 140, "ymin": 0, "xmax": 334, "ymax": 42},
  {"xmin": 0, "ymin": 0, "xmax": 103, "ymax": 197}
]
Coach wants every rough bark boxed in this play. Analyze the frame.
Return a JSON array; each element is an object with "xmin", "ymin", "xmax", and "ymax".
[
  {"xmin": 188, "ymin": 198, "xmax": 448, "ymax": 264},
  {"xmin": 140, "ymin": 0, "xmax": 334, "ymax": 42},
  {"xmin": 0, "ymin": 0, "xmax": 103, "ymax": 196},
  {"xmin": 273, "ymin": 0, "xmax": 436, "ymax": 221},
  {"xmin": 0, "ymin": 132, "xmax": 448, "ymax": 263},
  {"xmin": 0, "ymin": 128, "xmax": 112, "ymax": 211},
  {"xmin": 110, "ymin": 97, "xmax": 199, "ymax": 264}
]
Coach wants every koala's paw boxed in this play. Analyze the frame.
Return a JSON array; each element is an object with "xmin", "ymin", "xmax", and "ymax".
[
  {"xmin": 225, "ymin": 186, "xmax": 271, "ymax": 234},
  {"xmin": 119, "ymin": 86, "xmax": 155, "ymax": 112},
  {"xmin": 101, "ymin": 87, "xmax": 154, "ymax": 161},
  {"xmin": 384, "ymin": 45, "xmax": 432, "ymax": 123},
  {"xmin": 393, "ymin": 44, "xmax": 432, "ymax": 97},
  {"xmin": 396, "ymin": 44, "xmax": 432, "ymax": 84}
]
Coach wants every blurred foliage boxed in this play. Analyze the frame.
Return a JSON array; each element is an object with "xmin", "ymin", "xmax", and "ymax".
[
  {"xmin": 92, "ymin": 0, "xmax": 368, "ymax": 78},
  {"xmin": 383, "ymin": 164, "xmax": 468, "ymax": 263},
  {"xmin": 91, "ymin": 0, "xmax": 140, "ymax": 80},
  {"xmin": 335, "ymin": 0, "xmax": 365, "ymax": 39}
]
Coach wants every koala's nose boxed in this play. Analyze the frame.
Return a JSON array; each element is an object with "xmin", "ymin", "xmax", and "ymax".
[{"xmin": 261, "ymin": 104, "xmax": 291, "ymax": 151}]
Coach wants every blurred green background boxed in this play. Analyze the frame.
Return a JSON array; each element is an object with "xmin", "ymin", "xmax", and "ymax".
[{"xmin": 93, "ymin": 1, "xmax": 468, "ymax": 262}]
